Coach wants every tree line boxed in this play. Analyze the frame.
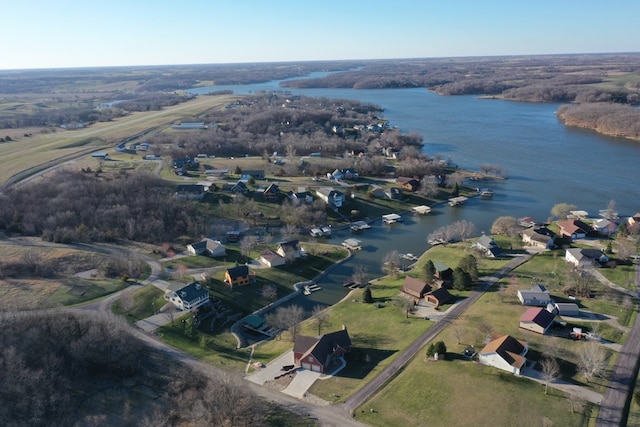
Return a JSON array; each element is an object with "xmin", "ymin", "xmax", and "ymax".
[
  {"xmin": 556, "ymin": 103, "xmax": 640, "ymax": 141},
  {"xmin": 282, "ymin": 53, "xmax": 640, "ymax": 105}
]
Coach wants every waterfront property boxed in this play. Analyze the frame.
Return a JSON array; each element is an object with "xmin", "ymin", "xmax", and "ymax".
[{"xmin": 293, "ymin": 326, "xmax": 352, "ymax": 373}]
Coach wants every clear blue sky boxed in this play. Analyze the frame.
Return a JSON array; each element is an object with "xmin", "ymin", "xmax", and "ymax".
[{"xmin": 2, "ymin": 0, "xmax": 639, "ymax": 70}]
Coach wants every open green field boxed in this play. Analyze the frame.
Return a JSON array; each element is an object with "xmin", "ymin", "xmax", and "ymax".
[
  {"xmin": 349, "ymin": 248, "xmax": 635, "ymax": 426},
  {"xmin": 355, "ymin": 353, "xmax": 594, "ymax": 427},
  {"xmin": 0, "ymin": 94, "xmax": 237, "ymax": 184}
]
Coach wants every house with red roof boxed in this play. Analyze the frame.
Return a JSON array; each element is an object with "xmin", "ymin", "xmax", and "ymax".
[
  {"xmin": 519, "ymin": 307, "xmax": 555, "ymax": 334},
  {"xmin": 293, "ymin": 326, "xmax": 352, "ymax": 374},
  {"xmin": 556, "ymin": 219, "xmax": 594, "ymax": 241},
  {"xmin": 479, "ymin": 334, "xmax": 528, "ymax": 375}
]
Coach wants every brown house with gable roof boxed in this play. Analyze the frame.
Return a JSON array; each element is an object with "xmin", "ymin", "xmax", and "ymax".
[
  {"xmin": 401, "ymin": 276, "xmax": 431, "ymax": 300},
  {"xmin": 293, "ymin": 326, "xmax": 352, "ymax": 374}
]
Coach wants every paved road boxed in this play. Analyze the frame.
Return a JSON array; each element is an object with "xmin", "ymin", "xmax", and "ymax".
[
  {"xmin": 596, "ymin": 262, "xmax": 640, "ymax": 427},
  {"xmin": 339, "ymin": 254, "xmax": 533, "ymax": 417}
]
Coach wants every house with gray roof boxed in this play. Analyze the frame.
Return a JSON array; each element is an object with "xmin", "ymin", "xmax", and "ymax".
[
  {"xmin": 517, "ymin": 285, "xmax": 552, "ymax": 307},
  {"xmin": 164, "ymin": 281, "xmax": 210, "ymax": 311},
  {"xmin": 471, "ymin": 234, "xmax": 502, "ymax": 257}
]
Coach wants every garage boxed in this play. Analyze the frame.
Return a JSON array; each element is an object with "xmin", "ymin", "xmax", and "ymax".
[
  {"xmin": 302, "ymin": 363, "xmax": 311, "ymax": 370},
  {"xmin": 311, "ymin": 364, "xmax": 321, "ymax": 373}
]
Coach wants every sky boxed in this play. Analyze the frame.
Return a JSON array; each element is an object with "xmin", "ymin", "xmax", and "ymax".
[{"xmin": 2, "ymin": 0, "xmax": 639, "ymax": 70}]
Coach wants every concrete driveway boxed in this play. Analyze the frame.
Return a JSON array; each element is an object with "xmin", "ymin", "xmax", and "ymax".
[
  {"xmin": 283, "ymin": 369, "xmax": 321, "ymax": 398},
  {"xmin": 246, "ymin": 350, "xmax": 294, "ymax": 386}
]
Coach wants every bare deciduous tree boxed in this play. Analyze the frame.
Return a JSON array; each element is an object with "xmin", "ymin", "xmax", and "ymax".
[
  {"xmin": 540, "ymin": 357, "xmax": 560, "ymax": 394},
  {"xmin": 577, "ymin": 342, "xmax": 607, "ymax": 382},
  {"xmin": 312, "ymin": 304, "xmax": 329, "ymax": 336}
]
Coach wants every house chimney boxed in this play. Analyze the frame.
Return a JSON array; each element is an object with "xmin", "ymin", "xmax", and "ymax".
[{"xmin": 342, "ymin": 324, "xmax": 347, "ymax": 331}]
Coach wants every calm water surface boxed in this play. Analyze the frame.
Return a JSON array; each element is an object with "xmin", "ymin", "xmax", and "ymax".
[{"xmin": 189, "ymin": 78, "xmax": 640, "ymax": 309}]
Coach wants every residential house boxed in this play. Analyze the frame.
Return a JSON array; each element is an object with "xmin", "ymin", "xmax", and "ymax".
[
  {"xmin": 401, "ymin": 276, "xmax": 431, "ymax": 300},
  {"xmin": 175, "ymin": 184, "xmax": 206, "ymax": 200},
  {"xmin": 592, "ymin": 218, "xmax": 617, "ymax": 236},
  {"xmin": 565, "ymin": 248, "xmax": 609, "ymax": 268},
  {"xmin": 396, "ymin": 176, "xmax": 420, "ymax": 192},
  {"xmin": 287, "ymin": 190, "xmax": 314, "ymax": 205},
  {"xmin": 479, "ymin": 334, "xmax": 528, "ymax": 375},
  {"xmin": 293, "ymin": 326, "xmax": 352, "ymax": 373},
  {"xmin": 164, "ymin": 281, "xmax": 210, "ymax": 311},
  {"xmin": 186, "ymin": 238, "xmax": 227, "ymax": 257},
  {"xmin": 517, "ymin": 285, "xmax": 552, "ymax": 307},
  {"xmin": 315, "ymin": 187, "xmax": 345, "ymax": 208},
  {"xmin": 519, "ymin": 307, "xmax": 555, "ymax": 334},
  {"xmin": 342, "ymin": 168, "xmax": 359, "ymax": 180},
  {"xmin": 384, "ymin": 187, "xmax": 404, "ymax": 200},
  {"xmin": 241, "ymin": 170, "xmax": 265, "ymax": 179},
  {"xmin": 424, "ymin": 287, "xmax": 452, "ymax": 308},
  {"xmin": 328, "ymin": 169, "xmax": 344, "ymax": 181},
  {"xmin": 276, "ymin": 240, "xmax": 303, "ymax": 261},
  {"xmin": 471, "ymin": 234, "xmax": 502, "ymax": 258},
  {"xmin": 262, "ymin": 183, "xmax": 280, "ymax": 201},
  {"xmin": 547, "ymin": 302, "xmax": 580, "ymax": 317},
  {"xmin": 433, "ymin": 261, "xmax": 454, "ymax": 283},
  {"xmin": 230, "ymin": 181, "xmax": 248, "ymax": 194},
  {"xmin": 556, "ymin": 219, "xmax": 594, "ymax": 240},
  {"xmin": 521, "ymin": 227, "xmax": 556, "ymax": 250},
  {"xmin": 627, "ymin": 213, "xmax": 640, "ymax": 227},
  {"xmin": 224, "ymin": 265, "xmax": 251, "ymax": 288},
  {"xmin": 258, "ymin": 249, "xmax": 286, "ymax": 267}
]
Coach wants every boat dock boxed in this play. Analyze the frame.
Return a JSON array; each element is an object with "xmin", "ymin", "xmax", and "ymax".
[
  {"xmin": 411, "ymin": 205, "xmax": 432, "ymax": 215},
  {"xmin": 382, "ymin": 213, "xmax": 404, "ymax": 224},
  {"xmin": 448, "ymin": 196, "xmax": 468, "ymax": 206},
  {"xmin": 350, "ymin": 221, "xmax": 372, "ymax": 232},
  {"xmin": 342, "ymin": 238, "xmax": 363, "ymax": 250}
]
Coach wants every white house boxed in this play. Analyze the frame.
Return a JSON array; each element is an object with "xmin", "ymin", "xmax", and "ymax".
[
  {"xmin": 565, "ymin": 248, "xmax": 609, "ymax": 268},
  {"xmin": 479, "ymin": 334, "xmax": 528, "ymax": 375},
  {"xmin": 315, "ymin": 187, "xmax": 345, "ymax": 208},
  {"xmin": 517, "ymin": 285, "xmax": 552, "ymax": 307},
  {"xmin": 259, "ymin": 249, "xmax": 286, "ymax": 267},
  {"xmin": 471, "ymin": 234, "xmax": 502, "ymax": 257},
  {"xmin": 164, "ymin": 282, "xmax": 210, "ymax": 311},
  {"xmin": 187, "ymin": 238, "xmax": 227, "ymax": 257}
]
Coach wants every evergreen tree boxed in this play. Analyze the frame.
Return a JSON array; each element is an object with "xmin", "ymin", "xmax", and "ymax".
[
  {"xmin": 458, "ymin": 254, "xmax": 479, "ymax": 281},
  {"xmin": 424, "ymin": 259, "xmax": 436, "ymax": 283},
  {"xmin": 452, "ymin": 182, "xmax": 459, "ymax": 196},
  {"xmin": 363, "ymin": 286, "xmax": 373, "ymax": 304},
  {"xmin": 453, "ymin": 267, "xmax": 472, "ymax": 291}
]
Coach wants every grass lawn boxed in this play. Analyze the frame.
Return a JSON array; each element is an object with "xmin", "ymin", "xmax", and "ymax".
[
  {"xmin": 355, "ymin": 354, "xmax": 594, "ymax": 427},
  {"xmin": 597, "ymin": 262, "xmax": 637, "ymax": 291},
  {"xmin": 418, "ymin": 241, "xmax": 513, "ymax": 277},
  {"xmin": 111, "ymin": 285, "xmax": 166, "ymax": 322},
  {"xmin": 255, "ymin": 275, "xmax": 435, "ymax": 402}
]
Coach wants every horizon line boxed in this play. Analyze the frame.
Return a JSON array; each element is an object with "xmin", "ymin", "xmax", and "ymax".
[{"xmin": 2, "ymin": 51, "xmax": 639, "ymax": 73}]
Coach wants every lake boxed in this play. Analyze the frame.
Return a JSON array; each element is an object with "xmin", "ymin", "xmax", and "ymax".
[{"xmin": 188, "ymin": 77, "xmax": 640, "ymax": 310}]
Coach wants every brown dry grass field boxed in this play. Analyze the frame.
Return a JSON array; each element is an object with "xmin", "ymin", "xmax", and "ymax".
[{"xmin": 0, "ymin": 94, "xmax": 237, "ymax": 184}]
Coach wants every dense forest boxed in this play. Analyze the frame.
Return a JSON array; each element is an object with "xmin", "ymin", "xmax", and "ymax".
[
  {"xmin": 0, "ymin": 312, "xmax": 266, "ymax": 426},
  {"xmin": 556, "ymin": 103, "xmax": 640, "ymax": 140},
  {"xmin": 0, "ymin": 171, "xmax": 207, "ymax": 243}
]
